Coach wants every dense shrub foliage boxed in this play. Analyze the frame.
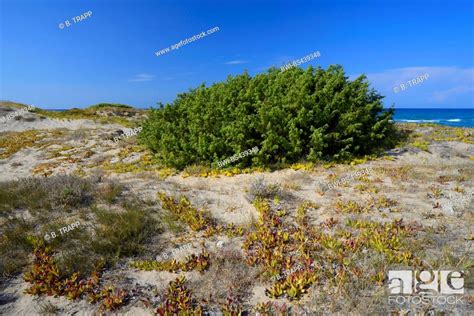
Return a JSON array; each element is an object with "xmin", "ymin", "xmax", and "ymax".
[{"xmin": 140, "ymin": 65, "xmax": 395, "ymax": 169}]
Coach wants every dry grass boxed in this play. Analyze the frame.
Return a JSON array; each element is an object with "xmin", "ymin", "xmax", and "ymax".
[
  {"xmin": 191, "ymin": 249, "xmax": 257, "ymax": 311},
  {"xmin": 38, "ymin": 301, "xmax": 60, "ymax": 315},
  {"xmin": 0, "ymin": 175, "xmax": 95, "ymax": 215},
  {"xmin": 0, "ymin": 175, "xmax": 160, "ymax": 277}
]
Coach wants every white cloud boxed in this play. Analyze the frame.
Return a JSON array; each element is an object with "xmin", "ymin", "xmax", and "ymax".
[
  {"xmin": 431, "ymin": 85, "xmax": 474, "ymax": 102},
  {"xmin": 352, "ymin": 66, "xmax": 474, "ymax": 103},
  {"xmin": 225, "ymin": 60, "xmax": 248, "ymax": 65},
  {"xmin": 129, "ymin": 73, "xmax": 155, "ymax": 82},
  {"xmin": 363, "ymin": 66, "xmax": 472, "ymax": 85}
]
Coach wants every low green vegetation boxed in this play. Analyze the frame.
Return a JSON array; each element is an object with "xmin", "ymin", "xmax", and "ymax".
[
  {"xmin": 88, "ymin": 103, "xmax": 133, "ymax": 109},
  {"xmin": 131, "ymin": 252, "xmax": 210, "ymax": 272},
  {"xmin": 140, "ymin": 65, "xmax": 397, "ymax": 169},
  {"xmin": 0, "ymin": 175, "xmax": 159, "ymax": 277},
  {"xmin": 0, "ymin": 101, "xmax": 142, "ymax": 127},
  {"xmin": 0, "ymin": 175, "xmax": 93, "ymax": 215},
  {"xmin": 31, "ymin": 104, "xmax": 141, "ymax": 127},
  {"xmin": 395, "ymin": 123, "xmax": 474, "ymax": 151},
  {"xmin": 0, "ymin": 130, "xmax": 44, "ymax": 159},
  {"xmin": 92, "ymin": 208, "xmax": 158, "ymax": 258},
  {"xmin": 24, "ymin": 242, "xmax": 128, "ymax": 312},
  {"xmin": 0, "ymin": 101, "xmax": 33, "ymax": 109}
]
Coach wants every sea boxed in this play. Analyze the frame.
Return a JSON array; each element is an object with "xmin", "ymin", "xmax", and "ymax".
[{"xmin": 391, "ymin": 108, "xmax": 474, "ymax": 128}]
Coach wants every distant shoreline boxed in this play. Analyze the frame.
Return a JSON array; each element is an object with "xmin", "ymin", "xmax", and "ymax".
[{"xmin": 389, "ymin": 108, "xmax": 473, "ymax": 128}]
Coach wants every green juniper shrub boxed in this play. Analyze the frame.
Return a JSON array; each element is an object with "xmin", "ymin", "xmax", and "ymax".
[{"xmin": 139, "ymin": 65, "xmax": 395, "ymax": 169}]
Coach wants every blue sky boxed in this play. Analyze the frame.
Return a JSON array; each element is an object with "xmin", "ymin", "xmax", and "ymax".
[{"xmin": 0, "ymin": 0, "xmax": 473, "ymax": 109}]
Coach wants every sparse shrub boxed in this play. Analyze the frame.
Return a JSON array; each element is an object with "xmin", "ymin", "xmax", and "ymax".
[
  {"xmin": 38, "ymin": 301, "xmax": 60, "ymax": 315},
  {"xmin": 191, "ymin": 250, "xmax": 255, "ymax": 308},
  {"xmin": 139, "ymin": 65, "xmax": 396, "ymax": 169},
  {"xmin": 98, "ymin": 180, "xmax": 124, "ymax": 205},
  {"xmin": 49, "ymin": 183, "xmax": 91, "ymax": 211},
  {"xmin": 0, "ymin": 175, "xmax": 95, "ymax": 214},
  {"xmin": 247, "ymin": 177, "xmax": 283, "ymax": 202}
]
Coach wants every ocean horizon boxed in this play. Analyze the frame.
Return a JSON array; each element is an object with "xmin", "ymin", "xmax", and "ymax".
[{"xmin": 390, "ymin": 108, "xmax": 474, "ymax": 128}]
